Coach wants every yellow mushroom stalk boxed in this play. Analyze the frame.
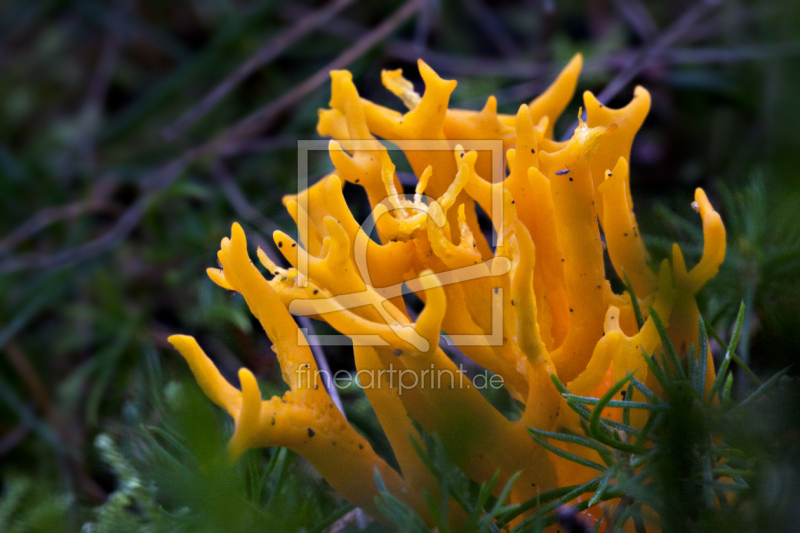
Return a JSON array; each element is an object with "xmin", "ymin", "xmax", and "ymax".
[{"xmin": 168, "ymin": 54, "xmax": 726, "ymax": 526}]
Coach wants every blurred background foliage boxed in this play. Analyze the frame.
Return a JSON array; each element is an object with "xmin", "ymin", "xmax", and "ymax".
[{"xmin": 1, "ymin": 0, "xmax": 800, "ymax": 531}]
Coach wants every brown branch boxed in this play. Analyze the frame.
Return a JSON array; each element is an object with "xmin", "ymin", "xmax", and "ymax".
[
  {"xmin": 210, "ymin": 161, "xmax": 282, "ymax": 240},
  {"xmin": 610, "ymin": 0, "xmax": 658, "ymax": 42},
  {"xmin": 1, "ymin": 342, "xmax": 108, "ymax": 500},
  {"xmin": 297, "ymin": 316, "xmax": 346, "ymax": 416},
  {"xmin": 667, "ymin": 43, "xmax": 800, "ymax": 64},
  {"xmin": 0, "ymin": 199, "xmax": 118, "ymax": 255},
  {"xmin": 411, "ymin": 0, "xmax": 434, "ymax": 53},
  {"xmin": 213, "ymin": 0, "xmax": 430, "ymax": 150},
  {"xmin": 282, "ymin": 3, "xmax": 790, "ymax": 83},
  {"xmin": 161, "ymin": 0, "xmax": 356, "ymax": 141},
  {"xmin": 0, "ymin": 1, "xmax": 426, "ymax": 277},
  {"xmin": 84, "ymin": 0, "xmax": 127, "ymax": 111},
  {"xmin": 215, "ymin": 135, "xmax": 298, "ymax": 158},
  {"xmin": 463, "ymin": 0, "xmax": 521, "ymax": 57},
  {"xmin": 4, "ymin": 341, "xmax": 52, "ymax": 414},
  {"xmin": 594, "ymin": 0, "xmax": 722, "ymax": 104},
  {"xmin": 0, "ymin": 153, "xmax": 195, "ymax": 275},
  {"xmin": 560, "ymin": 0, "xmax": 723, "ymax": 139},
  {"xmin": 281, "ymin": 3, "xmax": 552, "ymax": 78},
  {"xmin": 78, "ymin": 0, "xmax": 129, "ymax": 170}
]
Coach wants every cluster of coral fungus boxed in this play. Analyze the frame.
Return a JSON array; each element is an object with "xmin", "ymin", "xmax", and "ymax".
[{"xmin": 168, "ymin": 54, "xmax": 725, "ymax": 526}]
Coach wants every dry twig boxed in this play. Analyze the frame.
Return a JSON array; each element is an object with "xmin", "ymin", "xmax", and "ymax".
[
  {"xmin": 214, "ymin": 0, "xmax": 430, "ymax": 150},
  {"xmin": 162, "ymin": 0, "xmax": 356, "ymax": 140}
]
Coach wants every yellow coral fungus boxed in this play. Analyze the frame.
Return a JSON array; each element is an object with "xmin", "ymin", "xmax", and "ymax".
[{"xmin": 168, "ymin": 55, "xmax": 726, "ymax": 527}]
